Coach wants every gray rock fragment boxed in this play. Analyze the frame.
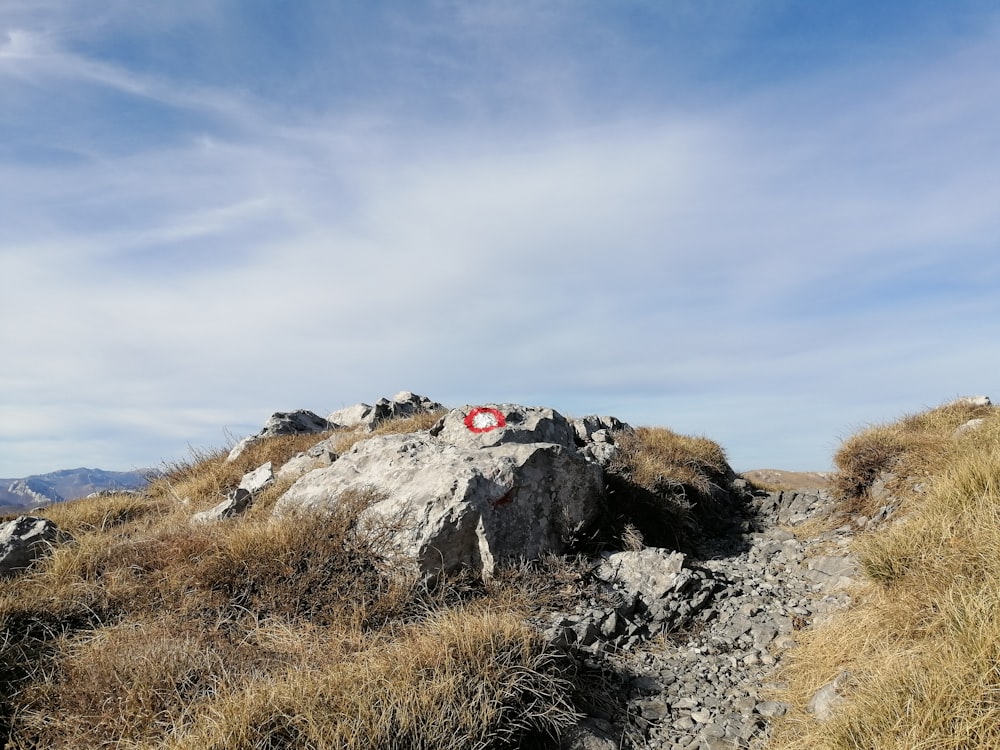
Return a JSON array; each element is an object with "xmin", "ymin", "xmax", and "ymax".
[
  {"xmin": 0, "ymin": 516, "xmax": 69, "ymax": 576},
  {"xmin": 808, "ymin": 671, "xmax": 851, "ymax": 721},
  {"xmin": 327, "ymin": 391, "xmax": 443, "ymax": 431},
  {"xmin": 561, "ymin": 718, "xmax": 622, "ymax": 750},
  {"xmin": 192, "ymin": 462, "xmax": 275, "ymax": 524}
]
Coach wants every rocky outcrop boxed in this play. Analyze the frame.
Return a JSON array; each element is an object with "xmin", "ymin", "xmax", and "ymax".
[
  {"xmin": 546, "ymin": 548, "xmax": 718, "ymax": 655},
  {"xmin": 275, "ymin": 404, "xmax": 606, "ymax": 580},
  {"xmin": 205, "ymin": 392, "xmax": 873, "ymax": 747},
  {"xmin": 192, "ymin": 462, "xmax": 276, "ymax": 523},
  {"xmin": 276, "ymin": 436, "xmax": 340, "ymax": 482},
  {"xmin": 572, "ymin": 415, "xmax": 633, "ymax": 467},
  {"xmin": 0, "ymin": 516, "xmax": 69, "ymax": 576},
  {"xmin": 227, "ymin": 393, "xmax": 444, "ymax": 463},
  {"xmin": 327, "ymin": 391, "xmax": 443, "ymax": 430},
  {"xmin": 227, "ymin": 410, "xmax": 332, "ymax": 462}
]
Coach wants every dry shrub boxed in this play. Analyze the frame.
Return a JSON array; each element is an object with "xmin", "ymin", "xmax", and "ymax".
[
  {"xmin": 374, "ymin": 410, "xmax": 447, "ymax": 435},
  {"xmin": 11, "ymin": 618, "xmax": 228, "ymax": 748},
  {"xmin": 11, "ymin": 602, "xmax": 576, "ymax": 750},
  {"xmin": 38, "ymin": 491, "xmax": 168, "ymax": 535},
  {"xmin": 832, "ymin": 399, "xmax": 996, "ymax": 515},
  {"xmin": 830, "ymin": 425, "xmax": 907, "ymax": 509},
  {"xmin": 188, "ymin": 496, "xmax": 413, "ymax": 629},
  {"xmin": 610, "ymin": 427, "xmax": 731, "ymax": 498},
  {"xmin": 604, "ymin": 427, "xmax": 733, "ymax": 548},
  {"xmin": 165, "ymin": 608, "xmax": 577, "ymax": 750},
  {"xmin": 148, "ymin": 431, "xmax": 336, "ymax": 509},
  {"xmin": 769, "ymin": 406, "xmax": 1000, "ymax": 749}
]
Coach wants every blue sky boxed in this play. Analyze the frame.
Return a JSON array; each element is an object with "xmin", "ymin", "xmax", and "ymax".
[{"xmin": 2, "ymin": 1, "xmax": 999, "ymax": 477}]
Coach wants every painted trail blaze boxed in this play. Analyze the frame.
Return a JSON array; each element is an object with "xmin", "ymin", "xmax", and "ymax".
[{"xmin": 465, "ymin": 407, "xmax": 506, "ymax": 433}]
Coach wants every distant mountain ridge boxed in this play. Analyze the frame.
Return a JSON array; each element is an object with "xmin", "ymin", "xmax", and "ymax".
[{"xmin": 0, "ymin": 467, "xmax": 152, "ymax": 513}]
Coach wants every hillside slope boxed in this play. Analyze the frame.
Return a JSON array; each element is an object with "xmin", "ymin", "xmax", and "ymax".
[
  {"xmin": 769, "ymin": 396, "xmax": 1000, "ymax": 749},
  {"xmin": 1, "ymin": 396, "xmax": 994, "ymax": 749}
]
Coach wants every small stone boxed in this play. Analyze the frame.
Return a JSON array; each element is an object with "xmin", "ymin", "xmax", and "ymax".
[
  {"xmin": 700, "ymin": 722, "xmax": 726, "ymax": 738},
  {"xmin": 809, "ymin": 671, "xmax": 851, "ymax": 721},
  {"xmin": 630, "ymin": 675, "xmax": 662, "ymax": 695},
  {"xmin": 755, "ymin": 700, "xmax": 789, "ymax": 718},
  {"xmin": 636, "ymin": 698, "xmax": 671, "ymax": 721}
]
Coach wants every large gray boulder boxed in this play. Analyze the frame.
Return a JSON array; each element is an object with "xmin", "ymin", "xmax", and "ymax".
[
  {"xmin": 429, "ymin": 404, "xmax": 577, "ymax": 449},
  {"xmin": 0, "ymin": 516, "xmax": 68, "ymax": 576},
  {"xmin": 275, "ymin": 404, "xmax": 606, "ymax": 580}
]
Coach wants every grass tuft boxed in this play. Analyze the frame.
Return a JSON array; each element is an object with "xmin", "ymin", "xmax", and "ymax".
[
  {"xmin": 604, "ymin": 426, "xmax": 735, "ymax": 548},
  {"xmin": 831, "ymin": 399, "xmax": 995, "ymax": 516},
  {"xmin": 769, "ymin": 401, "xmax": 1000, "ymax": 749}
]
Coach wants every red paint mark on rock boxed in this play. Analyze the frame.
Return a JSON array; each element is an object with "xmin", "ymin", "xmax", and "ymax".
[
  {"xmin": 490, "ymin": 489, "xmax": 515, "ymax": 509},
  {"xmin": 465, "ymin": 407, "xmax": 506, "ymax": 433}
]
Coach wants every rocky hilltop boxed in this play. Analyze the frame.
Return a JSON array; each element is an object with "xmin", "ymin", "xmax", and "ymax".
[{"xmin": 0, "ymin": 392, "xmax": 994, "ymax": 750}]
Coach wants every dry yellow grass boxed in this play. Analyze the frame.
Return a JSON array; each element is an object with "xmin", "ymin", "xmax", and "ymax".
[
  {"xmin": 831, "ymin": 399, "xmax": 993, "ymax": 515},
  {"xmin": 604, "ymin": 426, "xmax": 733, "ymax": 548},
  {"xmin": 768, "ymin": 402, "xmax": 1000, "ymax": 749},
  {"xmin": 148, "ymin": 430, "xmax": 338, "ymax": 510},
  {"xmin": 611, "ymin": 426, "xmax": 731, "ymax": 499},
  {"xmin": 329, "ymin": 409, "xmax": 446, "ymax": 455},
  {"xmin": 0, "ymin": 413, "xmax": 580, "ymax": 750}
]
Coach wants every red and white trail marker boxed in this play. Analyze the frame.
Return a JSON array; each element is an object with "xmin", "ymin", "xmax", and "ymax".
[{"xmin": 464, "ymin": 407, "xmax": 506, "ymax": 433}]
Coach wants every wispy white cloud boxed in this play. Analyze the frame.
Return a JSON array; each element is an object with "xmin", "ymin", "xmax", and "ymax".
[{"xmin": 2, "ymin": 2, "xmax": 1000, "ymax": 476}]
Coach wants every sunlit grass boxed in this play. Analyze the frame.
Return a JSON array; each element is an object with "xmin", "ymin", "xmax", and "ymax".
[{"xmin": 769, "ymin": 401, "xmax": 1000, "ymax": 749}]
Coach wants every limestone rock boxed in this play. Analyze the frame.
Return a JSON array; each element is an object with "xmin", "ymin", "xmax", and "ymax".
[
  {"xmin": 238, "ymin": 462, "xmax": 275, "ymax": 494},
  {"xmin": 227, "ymin": 410, "xmax": 332, "ymax": 461},
  {"xmin": 572, "ymin": 415, "xmax": 631, "ymax": 444},
  {"xmin": 572, "ymin": 415, "xmax": 633, "ymax": 468},
  {"xmin": 192, "ymin": 462, "xmax": 275, "ymax": 524},
  {"xmin": 259, "ymin": 410, "xmax": 331, "ymax": 437},
  {"xmin": 803, "ymin": 554, "xmax": 859, "ymax": 590},
  {"xmin": 327, "ymin": 391, "xmax": 443, "ymax": 430},
  {"xmin": 191, "ymin": 488, "xmax": 253, "ymax": 524},
  {"xmin": 593, "ymin": 548, "xmax": 716, "ymax": 635},
  {"xmin": 0, "ymin": 516, "xmax": 69, "ymax": 576},
  {"xmin": 808, "ymin": 671, "xmax": 851, "ymax": 721},
  {"xmin": 950, "ymin": 395, "xmax": 991, "ymax": 407},
  {"xmin": 275, "ymin": 405, "xmax": 605, "ymax": 580},
  {"xmin": 325, "ymin": 402, "xmax": 373, "ymax": 428},
  {"xmin": 595, "ymin": 548, "xmax": 686, "ymax": 603},
  {"xmin": 429, "ymin": 403, "xmax": 578, "ymax": 450},
  {"xmin": 275, "ymin": 436, "xmax": 340, "ymax": 481}
]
